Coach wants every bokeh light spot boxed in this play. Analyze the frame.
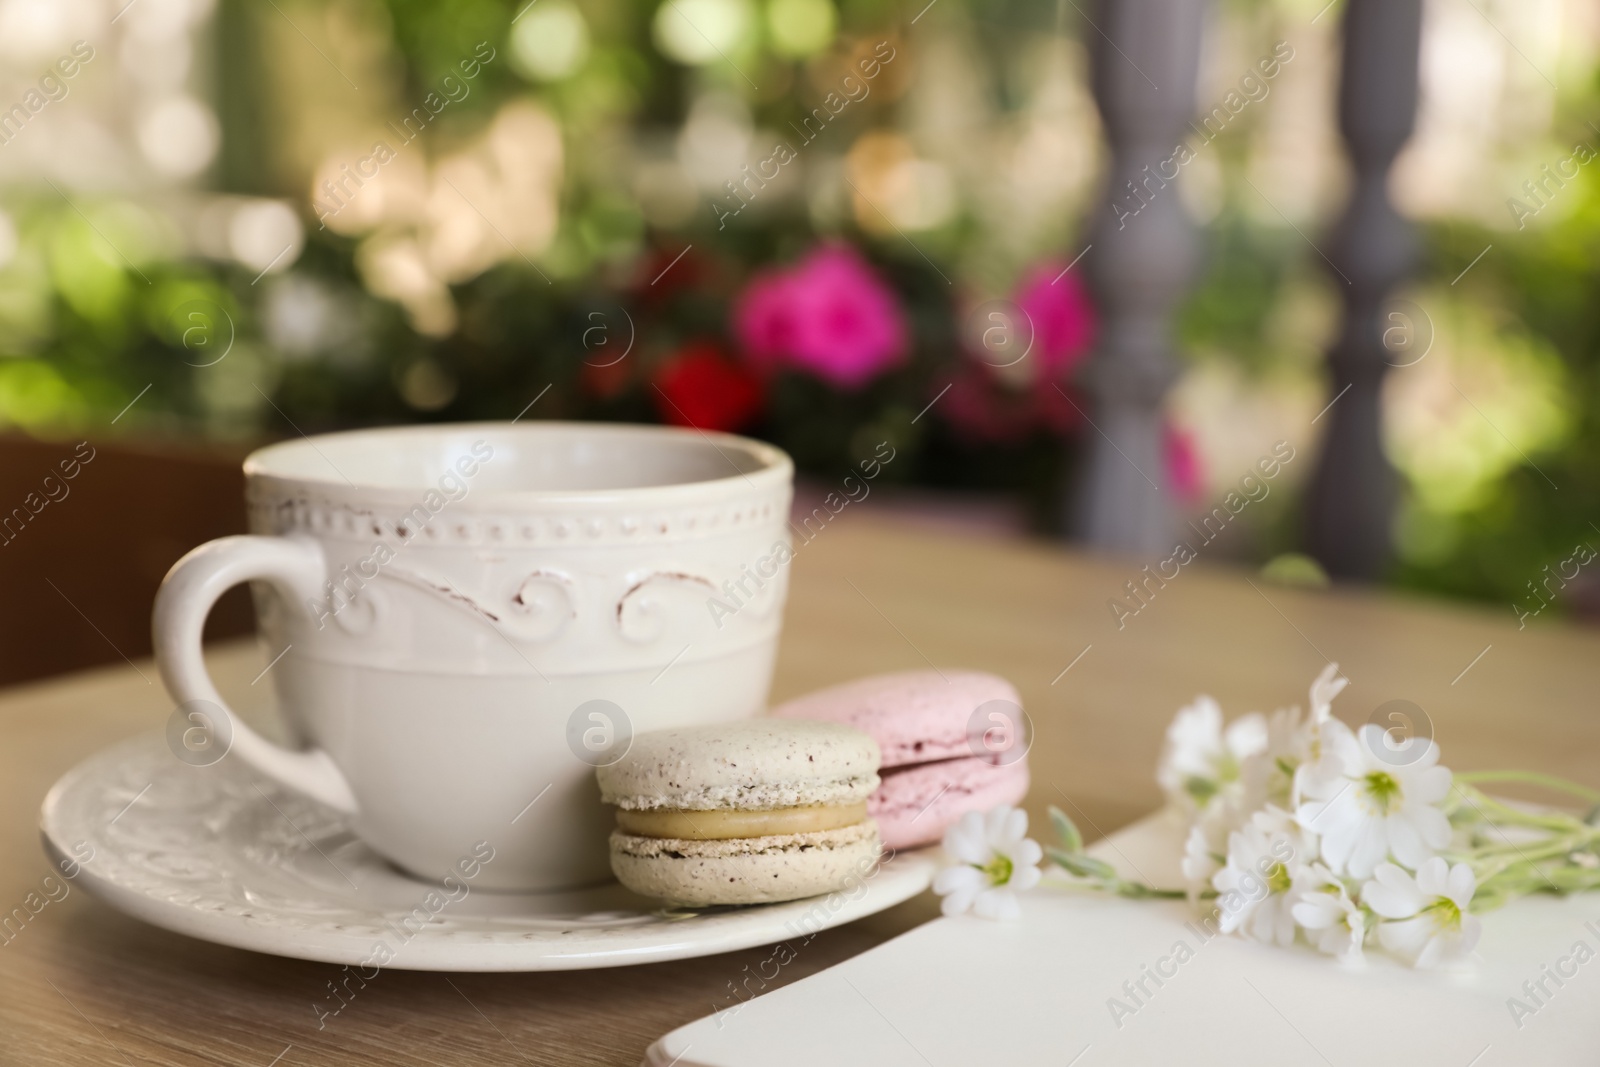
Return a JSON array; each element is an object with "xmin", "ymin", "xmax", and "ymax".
[
  {"xmin": 766, "ymin": 0, "xmax": 834, "ymax": 58},
  {"xmin": 511, "ymin": 0, "xmax": 590, "ymax": 81},
  {"xmin": 653, "ymin": 0, "xmax": 751, "ymax": 66}
]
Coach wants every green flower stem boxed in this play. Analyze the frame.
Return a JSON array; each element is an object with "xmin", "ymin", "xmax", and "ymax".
[
  {"xmin": 1463, "ymin": 818, "xmax": 1600, "ymax": 910},
  {"xmin": 1451, "ymin": 785, "xmax": 1584, "ymax": 833},
  {"xmin": 1458, "ymin": 819, "xmax": 1600, "ymax": 885},
  {"xmin": 1048, "ymin": 877, "xmax": 1113, "ymax": 895},
  {"xmin": 1114, "ymin": 883, "xmax": 1192, "ymax": 900},
  {"xmin": 1469, "ymin": 848, "xmax": 1569, "ymax": 877},
  {"xmin": 1456, "ymin": 771, "xmax": 1600, "ymax": 806},
  {"xmin": 1042, "ymin": 855, "xmax": 1196, "ymax": 900},
  {"xmin": 1459, "ymin": 793, "xmax": 1580, "ymax": 831},
  {"xmin": 1476, "ymin": 864, "xmax": 1600, "ymax": 905},
  {"xmin": 1469, "ymin": 833, "xmax": 1595, "ymax": 864},
  {"xmin": 1470, "ymin": 848, "xmax": 1563, "ymax": 884}
]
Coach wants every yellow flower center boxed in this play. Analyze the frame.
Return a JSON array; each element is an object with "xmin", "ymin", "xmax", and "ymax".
[
  {"xmin": 1422, "ymin": 896, "xmax": 1462, "ymax": 931},
  {"xmin": 1362, "ymin": 770, "xmax": 1402, "ymax": 814},
  {"xmin": 979, "ymin": 853, "xmax": 1014, "ymax": 886}
]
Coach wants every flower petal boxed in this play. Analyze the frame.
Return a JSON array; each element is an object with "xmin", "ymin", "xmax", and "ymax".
[
  {"xmin": 1362, "ymin": 864, "xmax": 1423, "ymax": 918},
  {"xmin": 1395, "ymin": 735, "xmax": 1441, "ymax": 773},
  {"xmin": 1319, "ymin": 720, "xmax": 1362, "ymax": 771},
  {"xmin": 1414, "ymin": 930, "xmax": 1446, "ymax": 969},
  {"xmin": 1010, "ymin": 864, "xmax": 1042, "ymax": 893},
  {"xmin": 1295, "ymin": 798, "xmax": 1330, "ymax": 829},
  {"xmin": 1340, "ymin": 940, "xmax": 1366, "ymax": 965},
  {"xmin": 1011, "ymin": 837, "xmax": 1043, "ymax": 868},
  {"xmin": 1447, "ymin": 862, "xmax": 1477, "ymax": 909},
  {"xmin": 1217, "ymin": 892, "xmax": 1256, "ymax": 934},
  {"xmin": 1410, "ymin": 802, "xmax": 1452, "ymax": 850},
  {"xmin": 1414, "ymin": 856, "xmax": 1450, "ymax": 897},
  {"xmin": 939, "ymin": 886, "xmax": 977, "ymax": 916},
  {"xmin": 1385, "ymin": 813, "xmax": 1426, "ymax": 869},
  {"xmin": 1345, "ymin": 817, "xmax": 1391, "ymax": 879},
  {"xmin": 1292, "ymin": 894, "xmax": 1337, "ymax": 929},
  {"xmin": 1160, "ymin": 697, "xmax": 1225, "ymax": 793},
  {"xmin": 1226, "ymin": 713, "xmax": 1269, "ymax": 760},
  {"xmin": 1311, "ymin": 819, "xmax": 1353, "ymax": 873},
  {"xmin": 973, "ymin": 887, "xmax": 1020, "ymax": 921},
  {"xmin": 1265, "ymin": 899, "xmax": 1298, "ymax": 947},
  {"xmin": 1377, "ymin": 915, "xmax": 1433, "ymax": 961},
  {"xmin": 944, "ymin": 811, "xmax": 988, "ymax": 864},
  {"xmin": 984, "ymin": 805, "xmax": 1014, "ymax": 847},
  {"xmin": 1000, "ymin": 807, "xmax": 1029, "ymax": 848},
  {"xmin": 1409, "ymin": 764, "xmax": 1451, "ymax": 804},
  {"xmin": 934, "ymin": 865, "xmax": 983, "ymax": 895},
  {"xmin": 1309, "ymin": 663, "xmax": 1348, "ymax": 722}
]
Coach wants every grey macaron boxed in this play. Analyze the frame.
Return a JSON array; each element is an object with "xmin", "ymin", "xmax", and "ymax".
[{"xmin": 596, "ymin": 719, "xmax": 883, "ymax": 906}]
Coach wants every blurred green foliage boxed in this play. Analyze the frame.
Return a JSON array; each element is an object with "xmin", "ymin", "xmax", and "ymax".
[{"xmin": 1391, "ymin": 202, "xmax": 1600, "ymax": 614}]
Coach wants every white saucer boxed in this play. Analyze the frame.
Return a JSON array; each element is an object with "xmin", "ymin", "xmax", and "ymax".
[{"xmin": 39, "ymin": 734, "xmax": 936, "ymax": 972}]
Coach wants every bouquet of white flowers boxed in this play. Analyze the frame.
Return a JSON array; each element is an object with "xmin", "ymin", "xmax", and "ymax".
[{"xmin": 1032, "ymin": 665, "xmax": 1600, "ymax": 967}]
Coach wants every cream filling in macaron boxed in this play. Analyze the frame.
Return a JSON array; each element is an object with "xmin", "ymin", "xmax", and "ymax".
[{"xmin": 615, "ymin": 801, "xmax": 869, "ymax": 840}]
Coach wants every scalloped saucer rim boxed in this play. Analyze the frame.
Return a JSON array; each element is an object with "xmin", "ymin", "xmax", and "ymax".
[{"xmin": 39, "ymin": 734, "xmax": 937, "ymax": 972}]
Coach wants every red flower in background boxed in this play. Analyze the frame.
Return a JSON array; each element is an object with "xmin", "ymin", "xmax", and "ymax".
[
  {"xmin": 942, "ymin": 368, "xmax": 1034, "ymax": 445},
  {"xmin": 733, "ymin": 243, "xmax": 907, "ymax": 390},
  {"xmin": 579, "ymin": 356, "xmax": 632, "ymax": 400},
  {"xmin": 651, "ymin": 341, "xmax": 763, "ymax": 432},
  {"xmin": 632, "ymin": 243, "xmax": 708, "ymax": 307}
]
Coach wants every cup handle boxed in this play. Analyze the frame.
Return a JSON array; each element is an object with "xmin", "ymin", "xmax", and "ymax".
[{"xmin": 153, "ymin": 535, "xmax": 358, "ymax": 815}]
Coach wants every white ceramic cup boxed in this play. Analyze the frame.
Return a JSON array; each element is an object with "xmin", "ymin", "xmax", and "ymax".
[{"xmin": 153, "ymin": 422, "xmax": 793, "ymax": 891}]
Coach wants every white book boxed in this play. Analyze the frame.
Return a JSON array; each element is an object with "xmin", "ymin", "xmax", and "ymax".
[{"xmin": 645, "ymin": 811, "xmax": 1600, "ymax": 1066}]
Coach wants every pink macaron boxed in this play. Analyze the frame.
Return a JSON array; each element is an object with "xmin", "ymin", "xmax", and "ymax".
[{"xmin": 770, "ymin": 670, "xmax": 1030, "ymax": 850}]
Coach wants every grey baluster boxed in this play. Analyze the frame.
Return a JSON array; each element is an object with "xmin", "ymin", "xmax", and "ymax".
[
  {"xmin": 1070, "ymin": 0, "xmax": 1208, "ymax": 556},
  {"xmin": 1304, "ymin": 0, "xmax": 1423, "ymax": 580}
]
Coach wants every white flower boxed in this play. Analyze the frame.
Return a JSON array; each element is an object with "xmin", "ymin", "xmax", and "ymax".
[
  {"xmin": 1308, "ymin": 662, "xmax": 1349, "ymax": 726},
  {"xmin": 1291, "ymin": 865, "xmax": 1366, "ymax": 963},
  {"xmin": 1267, "ymin": 661, "xmax": 1349, "ymax": 809},
  {"xmin": 933, "ymin": 806, "xmax": 1042, "ymax": 920},
  {"xmin": 1181, "ymin": 820, "xmax": 1224, "ymax": 899},
  {"xmin": 1294, "ymin": 722, "xmax": 1452, "ymax": 878},
  {"xmin": 1248, "ymin": 704, "xmax": 1309, "ymax": 811},
  {"xmin": 1180, "ymin": 800, "xmax": 1255, "ymax": 899},
  {"xmin": 1361, "ymin": 858, "xmax": 1482, "ymax": 968},
  {"xmin": 1158, "ymin": 695, "xmax": 1267, "ymax": 814},
  {"xmin": 1211, "ymin": 807, "xmax": 1315, "ymax": 946}
]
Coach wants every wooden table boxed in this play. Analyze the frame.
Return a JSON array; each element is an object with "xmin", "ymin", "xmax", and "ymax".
[{"xmin": 3, "ymin": 515, "xmax": 1596, "ymax": 1065}]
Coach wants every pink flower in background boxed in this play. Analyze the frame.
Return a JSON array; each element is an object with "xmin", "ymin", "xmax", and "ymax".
[
  {"xmin": 940, "ymin": 260, "xmax": 1096, "ymax": 445},
  {"xmin": 1013, "ymin": 264, "xmax": 1096, "ymax": 378},
  {"xmin": 731, "ymin": 270, "xmax": 798, "ymax": 368},
  {"xmin": 1164, "ymin": 423, "xmax": 1204, "ymax": 504},
  {"xmin": 732, "ymin": 243, "xmax": 907, "ymax": 390}
]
